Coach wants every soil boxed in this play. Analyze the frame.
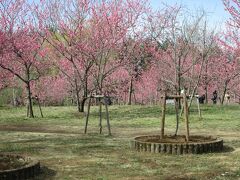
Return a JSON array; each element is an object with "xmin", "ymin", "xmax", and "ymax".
[
  {"xmin": 0, "ymin": 156, "xmax": 28, "ymax": 171},
  {"xmin": 136, "ymin": 135, "xmax": 217, "ymax": 144},
  {"xmin": 0, "ymin": 124, "xmax": 79, "ymax": 134}
]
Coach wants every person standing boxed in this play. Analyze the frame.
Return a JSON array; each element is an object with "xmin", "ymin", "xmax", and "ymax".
[{"xmin": 211, "ymin": 90, "xmax": 218, "ymax": 104}]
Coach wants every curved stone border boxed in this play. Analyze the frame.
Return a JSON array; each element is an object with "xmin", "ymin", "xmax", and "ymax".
[
  {"xmin": 0, "ymin": 154, "xmax": 40, "ymax": 180},
  {"xmin": 130, "ymin": 135, "xmax": 223, "ymax": 155}
]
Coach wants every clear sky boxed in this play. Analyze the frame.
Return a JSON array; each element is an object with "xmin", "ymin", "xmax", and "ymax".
[
  {"xmin": 28, "ymin": 0, "xmax": 230, "ymax": 30},
  {"xmin": 150, "ymin": 0, "xmax": 230, "ymax": 30}
]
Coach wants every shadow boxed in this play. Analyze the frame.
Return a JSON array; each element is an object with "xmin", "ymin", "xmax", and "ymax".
[
  {"xmin": 30, "ymin": 166, "xmax": 57, "ymax": 180},
  {"xmin": 221, "ymin": 145, "xmax": 235, "ymax": 153},
  {"xmin": 165, "ymin": 175, "xmax": 196, "ymax": 180}
]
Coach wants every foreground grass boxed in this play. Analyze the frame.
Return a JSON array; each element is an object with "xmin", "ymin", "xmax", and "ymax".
[{"xmin": 0, "ymin": 104, "xmax": 240, "ymax": 179}]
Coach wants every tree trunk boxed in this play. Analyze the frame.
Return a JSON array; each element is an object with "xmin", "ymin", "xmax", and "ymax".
[
  {"xmin": 79, "ymin": 97, "xmax": 87, "ymax": 112},
  {"xmin": 71, "ymin": 87, "xmax": 75, "ymax": 105},
  {"xmin": 160, "ymin": 93, "xmax": 166, "ymax": 139},
  {"xmin": 188, "ymin": 55, "xmax": 205, "ymax": 109},
  {"xmin": 74, "ymin": 78, "xmax": 82, "ymax": 112},
  {"xmin": 221, "ymin": 82, "xmax": 228, "ymax": 105},
  {"xmin": 26, "ymin": 81, "xmax": 34, "ymax": 118},
  {"xmin": 80, "ymin": 74, "xmax": 89, "ymax": 112},
  {"xmin": 12, "ymin": 88, "xmax": 17, "ymax": 107},
  {"xmin": 76, "ymin": 90, "xmax": 81, "ymax": 112},
  {"xmin": 176, "ymin": 61, "xmax": 182, "ymax": 109},
  {"xmin": 205, "ymin": 85, "xmax": 208, "ymax": 104},
  {"xmin": 128, "ymin": 77, "xmax": 133, "ymax": 105}
]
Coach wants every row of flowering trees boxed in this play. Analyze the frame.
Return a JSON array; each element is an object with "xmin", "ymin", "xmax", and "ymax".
[{"xmin": 0, "ymin": 0, "xmax": 239, "ymax": 117}]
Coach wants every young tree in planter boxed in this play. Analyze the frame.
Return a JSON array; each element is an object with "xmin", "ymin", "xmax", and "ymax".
[
  {"xmin": 148, "ymin": 7, "xmax": 218, "ymax": 135},
  {"xmin": 0, "ymin": 0, "xmax": 48, "ymax": 117},
  {"xmin": 83, "ymin": 0, "xmax": 147, "ymax": 132},
  {"xmin": 148, "ymin": 7, "xmax": 209, "ymax": 101}
]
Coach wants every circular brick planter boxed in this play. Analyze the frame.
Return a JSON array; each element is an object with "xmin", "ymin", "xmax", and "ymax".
[
  {"xmin": 130, "ymin": 135, "xmax": 223, "ymax": 154},
  {"xmin": 0, "ymin": 154, "xmax": 40, "ymax": 180}
]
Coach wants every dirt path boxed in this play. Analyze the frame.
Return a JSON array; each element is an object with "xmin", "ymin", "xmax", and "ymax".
[
  {"xmin": 0, "ymin": 124, "xmax": 239, "ymax": 141},
  {"xmin": 0, "ymin": 124, "xmax": 81, "ymax": 135}
]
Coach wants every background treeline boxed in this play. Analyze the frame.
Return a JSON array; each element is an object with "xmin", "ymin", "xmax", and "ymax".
[{"xmin": 0, "ymin": 0, "xmax": 239, "ymax": 116}]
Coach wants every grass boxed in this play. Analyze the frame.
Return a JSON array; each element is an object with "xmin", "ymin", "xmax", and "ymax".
[{"xmin": 0, "ymin": 104, "xmax": 240, "ymax": 179}]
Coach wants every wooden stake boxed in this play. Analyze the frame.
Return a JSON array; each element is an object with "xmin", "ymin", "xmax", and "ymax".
[
  {"xmin": 160, "ymin": 93, "xmax": 166, "ymax": 139},
  {"xmin": 84, "ymin": 98, "xmax": 91, "ymax": 134},
  {"xmin": 174, "ymin": 98, "xmax": 179, "ymax": 136},
  {"xmin": 99, "ymin": 101, "xmax": 103, "ymax": 134},
  {"xmin": 183, "ymin": 93, "xmax": 190, "ymax": 142},
  {"xmin": 197, "ymin": 98, "xmax": 202, "ymax": 119},
  {"xmin": 105, "ymin": 103, "xmax": 111, "ymax": 136}
]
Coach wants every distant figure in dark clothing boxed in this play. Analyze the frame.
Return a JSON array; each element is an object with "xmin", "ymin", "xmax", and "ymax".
[
  {"xmin": 211, "ymin": 90, "xmax": 218, "ymax": 104},
  {"xmin": 198, "ymin": 94, "xmax": 205, "ymax": 104},
  {"xmin": 103, "ymin": 96, "xmax": 112, "ymax": 105}
]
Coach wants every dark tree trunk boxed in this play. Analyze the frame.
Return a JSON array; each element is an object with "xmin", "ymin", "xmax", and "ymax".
[
  {"xmin": 128, "ymin": 77, "xmax": 133, "ymax": 105},
  {"xmin": 80, "ymin": 74, "xmax": 89, "ymax": 112},
  {"xmin": 74, "ymin": 78, "xmax": 82, "ymax": 112},
  {"xmin": 205, "ymin": 85, "xmax": 208, "ymax": 104},
  {"xmin": 26, "ymin": 81, "xmax": 34, "ymax": 118},
  {"xmin": 71, "ymin": 87, "xmax": 75, "ymax": 105},
  {"xmin": 79, "ymin": 97, "xmax": 87, "ymax": 112},
  {"xmin": 177, "ymin": 71, "xmax": 181, "ymax": 109},
  {"xmin": 76, "ymin": 90, "xmax": 81, "ymax": 112}
]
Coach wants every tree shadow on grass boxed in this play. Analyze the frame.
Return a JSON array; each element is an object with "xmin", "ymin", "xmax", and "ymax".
[
  {"xmin": 30, "ymin": 166, "xmax": 56, "ymax": 180},
  {"xmin": 221, "ymin": 145, "xmax": 235, "ymax": 153}
]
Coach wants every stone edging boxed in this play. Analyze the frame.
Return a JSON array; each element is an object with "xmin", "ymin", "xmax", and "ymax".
[
  {"xmin": 130, "ymin": 135, "xmax": 223, "ymax": 154},
  {"xmin": 0, "ymin": 154, "xmax": 40, "ymax": 180}
]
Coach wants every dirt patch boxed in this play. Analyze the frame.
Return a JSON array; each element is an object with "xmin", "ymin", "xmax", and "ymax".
[{"xmin": 0, "ymin": 124, "xmax": 80, "ymax": 134}]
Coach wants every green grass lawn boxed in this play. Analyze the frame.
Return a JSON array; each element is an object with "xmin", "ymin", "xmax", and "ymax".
[{"xmin": 0, "ymin": 104, "xmax": 240, "ymax": 180}]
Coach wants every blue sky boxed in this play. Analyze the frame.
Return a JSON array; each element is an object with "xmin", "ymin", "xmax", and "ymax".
[
  {"xmin": 28, "ymin": 0, "xmax": 230, "ymax": 30},
  {"xmin": 150, "ymin": 0, "xmax": 230, "ymax": 30}
]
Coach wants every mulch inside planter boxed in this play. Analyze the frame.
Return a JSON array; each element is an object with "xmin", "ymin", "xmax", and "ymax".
[
  {"xmin": 137, "ymin": 135, "xmax": 216, "ymax": 144},
  {"xmin": 0, "ymin": 156, "xmax": 28, "ymax": 171}
]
